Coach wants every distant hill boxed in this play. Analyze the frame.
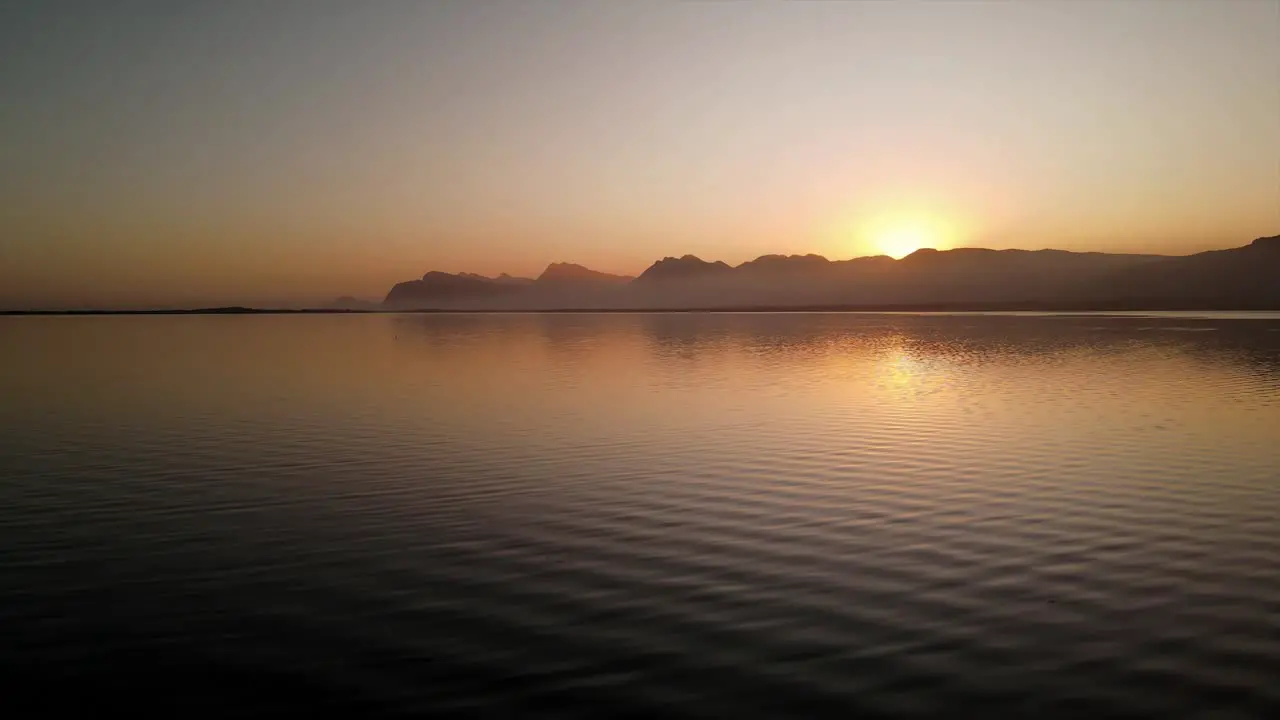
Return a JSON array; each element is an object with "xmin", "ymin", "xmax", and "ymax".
[
  {"xmin": 1089, "ymin": 235, "xmax": 1280, "ymax": 309},
  {"xmin": 379, "ymin": 235, "xmax": 1280, "ymax": 310},
  {"xmin": 460, "ymin": 272, "xmax": 535, "ymax": 286},
  {"xmin": 536, "ymin": 263, "xmax": 632, "ymax": 286},
  {"xmin": 634, "ymin": 255, "xmax": 734, "ymax": 284},
  {"xmin": 384, "ymin": 271, "xmax": 526, "ymax": 307}
]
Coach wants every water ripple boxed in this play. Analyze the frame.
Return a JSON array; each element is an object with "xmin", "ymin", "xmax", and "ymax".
[{"xmin": 3, "ymin": 313, "xmax": 1280, "ymax": 717}]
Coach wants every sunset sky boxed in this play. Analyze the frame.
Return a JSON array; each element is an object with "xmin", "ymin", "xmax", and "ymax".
[{"xmin": 2, "ymin": 1, "xmax": 1278, "ymax": 309}]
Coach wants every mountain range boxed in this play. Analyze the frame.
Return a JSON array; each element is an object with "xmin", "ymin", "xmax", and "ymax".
[{"xmin": 377, "ymin": 235, "xmax": 1280, "ymax": 311}]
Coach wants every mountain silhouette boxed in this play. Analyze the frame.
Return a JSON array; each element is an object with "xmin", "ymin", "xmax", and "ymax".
[
  {"xmin": 494, "ymin": 273, "xmax": 536, "ymax": 286},
  {"xmin": 384, "ymin": 271, "xmax": 526, "ymax": 307},
  {"xmin": 737, "ymin": 254, "xmax": 837, "ymax": 276},
  {"xmin": 456, "ymin": 272, "xmax": 535, "ymax": 286},
  {"xmin": 1088, "ymin": 235, "xmax": 1280, "ymax": 309},
  {"xmin": 379, "ymin": 235, "xmax": 1280, "ymax": 310},
  {"xmin": 536, "ymin": 263, "xmax": 633, "ymax": 285},
  {"xmin": 634, "ymin": 255, "xmax": 735, "ymax": 284}
]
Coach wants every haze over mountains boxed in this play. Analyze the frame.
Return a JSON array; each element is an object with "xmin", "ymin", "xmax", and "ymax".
[{"xmin": 376, "ymin": 235, "xmax": 1280, "ymax": 311}]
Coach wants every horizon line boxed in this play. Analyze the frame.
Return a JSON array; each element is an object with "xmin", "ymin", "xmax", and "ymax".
[
  {"xmin": 431, "ymin": 236, "xmax": 1280, "ymax": 283},
  {"xmin": 442, "ymin": 243, "xmax": 1181, "ymax": 283}
]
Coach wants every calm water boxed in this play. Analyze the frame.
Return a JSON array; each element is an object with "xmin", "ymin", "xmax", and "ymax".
[{"xmin": 4, "ymin": 313, "xmax": 1280, "ymax": 717}]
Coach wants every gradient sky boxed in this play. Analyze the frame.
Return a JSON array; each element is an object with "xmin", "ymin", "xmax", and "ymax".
[{"xmin": 2, "ymin": 0, "xmax": 1278, "ymax": 309}]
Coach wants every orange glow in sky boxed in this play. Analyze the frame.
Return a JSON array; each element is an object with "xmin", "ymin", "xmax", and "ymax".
[{"xmin": 1, "ymin": 2, "xmax": 1277, "ymax": 309}]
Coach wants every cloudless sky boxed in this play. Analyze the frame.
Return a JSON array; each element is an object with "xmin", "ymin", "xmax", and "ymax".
[{"xmin": 2, "ymin": 0, "xmax": 1278, "ymax": 308}]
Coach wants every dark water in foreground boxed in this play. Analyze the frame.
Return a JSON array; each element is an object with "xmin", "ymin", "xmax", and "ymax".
[{"xmin": 3, "ymin": 313, "xmax": 1280, "ymax": 718}]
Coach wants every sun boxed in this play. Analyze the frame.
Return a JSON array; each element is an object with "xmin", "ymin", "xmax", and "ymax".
[
  {"xmin": 832, "ymin": 211, "xmax": 958, "ymax": 260},
  {"xmin": 875, "ymin": 226, "xmax": 930, "ymax": 259},
  {"xmin": 867, "ymin": 217, "xmax": 947, "ymax": 259}
]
